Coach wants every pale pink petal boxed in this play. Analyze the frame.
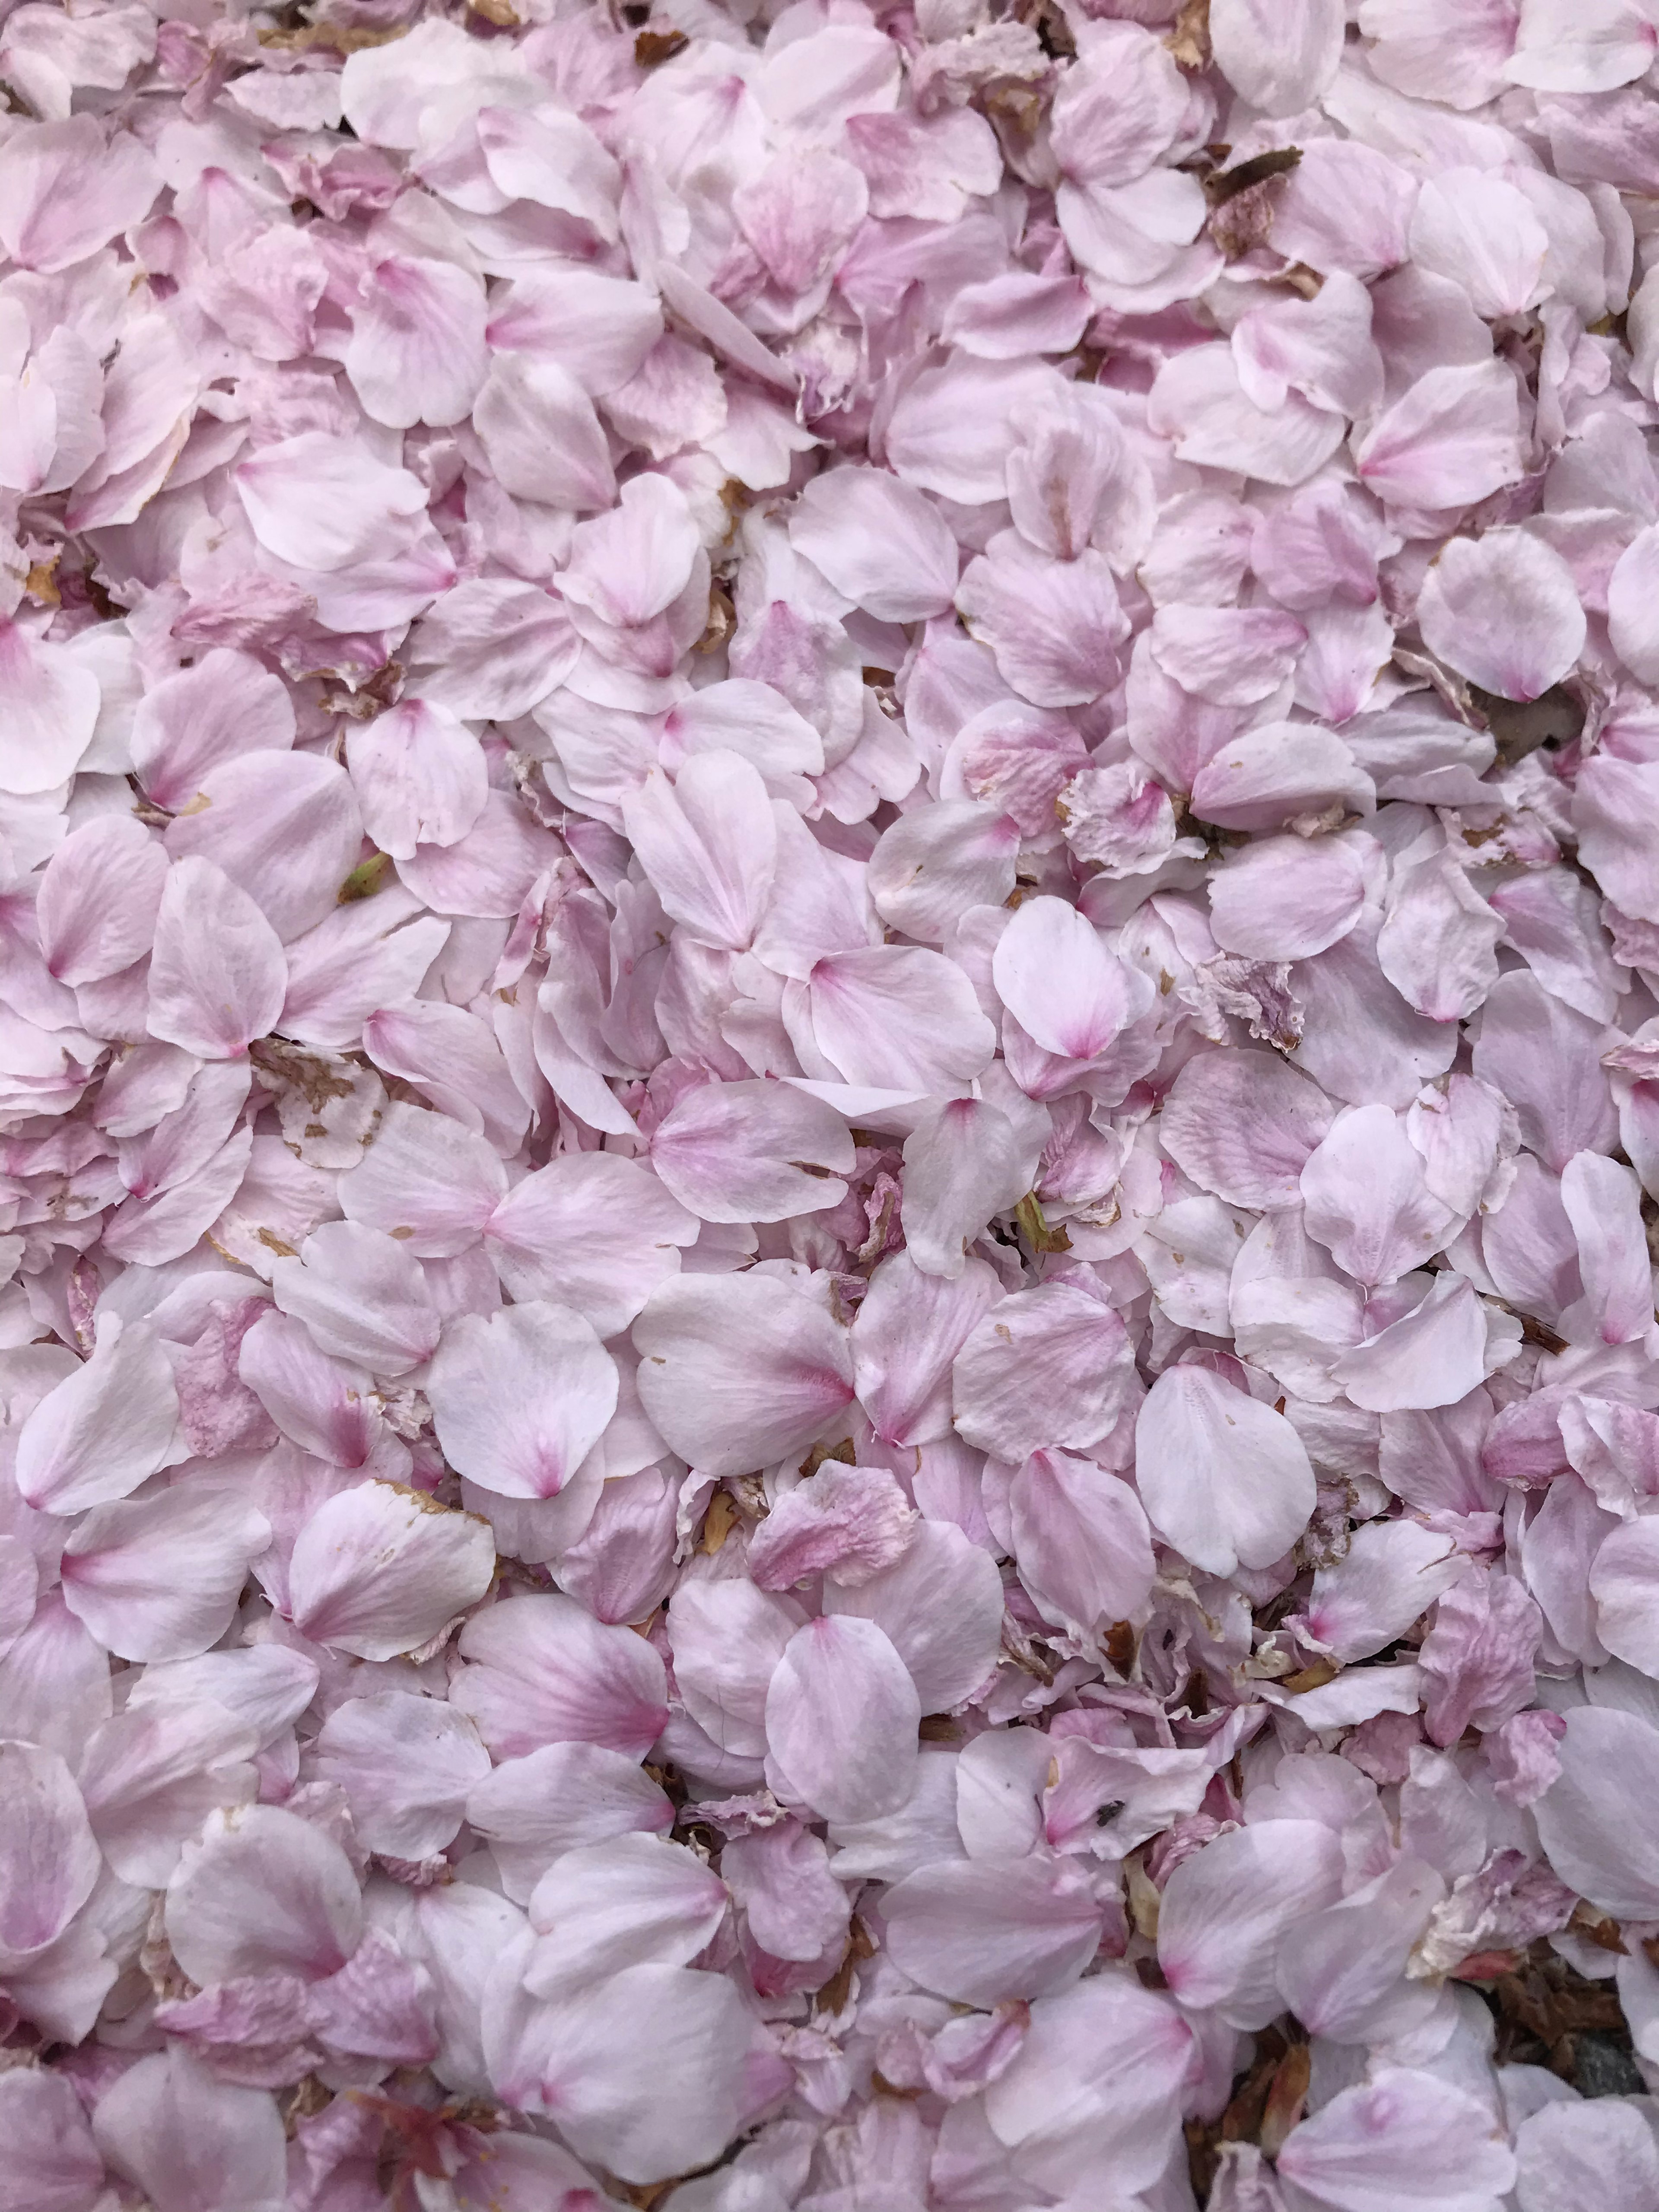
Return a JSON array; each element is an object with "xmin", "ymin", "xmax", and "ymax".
[
  {"xmin": 270, "ymin": 1219, "xmax": 440, "ymax": 1376},
  {"xmin": 312, "ymin": 1692, "xmax": 490, "ymax": 1860},
  {"xmin": 0, "ymin": 114, "xmax": 159, "ymax": 273},
  {"xmin": 16, "ymin": 1312, "xmax": 179, "ymax": 1515},
  {"xmin": 1277, "ymin": 2070, "xmax": 1514, "ymax": 2211},
  {"xmin": 452, "ymin": 1591, "xmax": 668, "ymax": 1760},
  {"xmin": 1560, "ymin": 1148, "xmax": 1654, "ymax": 1345},
  {"xmin": 485, "ymin": 1152, "xmax": 696, "ymax": 1337},
  {"xmin": 92, "ymin": 2050, "xmax": 285, "ymax": 2212},
  {"xmin": 523, "ymin": 1834, "xmax": 726, "ymax": 1996},
  {"xmin": 345, "ymin": 699, "xmax": 488, "ymax": 860},
  {"xmin": 466, "ymin": 1742, "xmax": 673, "ymax": 1904},
  {"xmin": 1159, "ymin": 1819, "xmax": 1347, "ymax": 2030},
  {"xmin": 852, "ymin": 1249, "xmax": 1001, "ymax": 1447},
  {"xmin": 1300, "ymin": 1103, "xmax": 1459, "ymax": 1286},
  {"xmin": 732, "ymin": 144, "xmax": 868, "ymax": 292},
  {"xmin": 621, "ymin": 753, "xmax": 778, "ymax": 951},
  {"xmin": 289, "ymin": 1481, "xmax": 494, "ymax": 1660},
  {"xmin": 1161, "ymin": 1047, "xmax": 1337, "ymax": 1209},
  {"xmin": 0, "ymin": 618, "xmax": 101, "ymax": 795},
  {"xmin": 1504, "ymin": 0, "xmax": 1657, "ymax": 91},
  {"xmin": 747, "ymin": 1462, "xmax": 917, "ymax": 1592},
  {"xmin": 428, "ymin": 1301, "xmax": 619, "ymax": 1502},
  {"xmin": 633, "ymin": 1270, "xmax": 854, "ymax": 1480},
  {"xmin": 1010, "ymin": 1448, "xmax": 1155, "ymax": 1635},
  {"xmin": 992, "ymin": 896, "xmax": 1155, "ymax": 1062},
  {"xmin": 1207, "ymin": 834, "xmax": 1371, "ymax": 961},
  {"xmin": 1135, "ymin": 1364, "xmax": 1317, "ymax": 1577},
  {"xmin": 651, "ymin": 1077, "xmax": 854, "ymax": 1224},
  {"xmin": 0, "ymin": 2070, "xmax": 105, "ymax": 2212},
  {"xmin": 345, "ymin": 255, "xmax": 488, "ymax": 429},
  {"xmin": 982, "ymin": 1975, "xmax": 1195, "ymax": 2198},
  {"xmin": 668, "ymin": 1578, "xmax": 803, "ymax": 1761},
  {"xmin": 129, "ymin": 648, "xmax": 296, "ymax": 812},
  {"xmin": 560, "ymin": 472, "xmax": 700, "ymax": 629},
  {"xmin": 1210, "ymin": 0, "xmax": 1343, "ymax": 113},
  {"xmin": 952, "ymin": 1275, "xmax": 1135, "ymax": 1463},
  {"xmin": 473, "ymin": 353, "xmax": 616, "ymax": 512},
  {"xmin": 1354, "ymin": 361, "xmax": 1525, "ymax": 509},
  {"xmin": 166, "ymin": 1802, "xmax": 361, "ymax": 1984},
  {"xmin": 404, "ymin": 583, "xmax": 577, "ymax": 723},
  {"xmin": 486, "ymin": 268, "xmax": 662, "ymax": 395},
  {"xmin": 899, "ymin": 1098, "xmax": 1038, "ymax": 1281},
  {"xmin": 1335, "ymin": 1271, "xmax": 1500, "ymax": 1412},
  {"xmin": 164, "ymin": 750, "xmax": 364, "ymax": 944},
  {"xmin": 147, "ymin": 856, "xmax": 286, "ymax": 1061},
  {"xmin": 234, "ymin": 431, "xmax": 428, "ymax": 571},
  {"xmin": 486, "ymin": 1960, "xmax": 770, "ymax": 2186},
  {"xmin": 1417, "ymin": 529, "xmax": 1586, "ymax": 702},
  {"xmin": 340, "ymin": 1101, "xmax": 507, "ymax": 1259},
  {"xmin": 60, "ymin": 1485, "xmax": 269, "ymax": 1662},
  {"xmin": 1376, "ymin": 845, "xmax": 1506, "ymax": 1022},
  {"xmin": 1575, "ymin": 753, "xmax": 1659, "ymax": 924},
  {"xmin": 36, "ymin": 815, "xmax": 168, "ymax": 988},
  {"xmin": 826, "ymin": 1519, "xmax": 1006, "ymax": 1714},
  {"xmin": 789, "ymin": 467, "xmax": 958, "ymax": 623},
  {"xmin": 765, "ymin": 1613, "xmax": 920, "ymax": 1823},
  {"xmin": 1189, "ymin": 722, "xmax": 1373, "ymax": 833},
  {"xmin": 1513, "ymin": 2097, "xmax": 1659, "ymax": 2212},
  {"xmin": 0, "ymin": 1742, "xmax": 101, "ymax": 1970},
  {"xmin": 884, "ymin": 1856, "xmax": 1106, "ymax": 2008}
]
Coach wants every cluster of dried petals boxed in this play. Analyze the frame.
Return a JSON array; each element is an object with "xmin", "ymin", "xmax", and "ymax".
[{"xmin": 6, "ymin": 0, "xmax": 1659, "ymax": 2206}]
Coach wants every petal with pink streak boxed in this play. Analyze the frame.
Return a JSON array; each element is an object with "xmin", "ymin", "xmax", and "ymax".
[
  {"xmin": 428, "ymin": 1301, "xmax": 618, "ymax": 1502},
  {"xmin": 451, "ymin": 1591, "xmax": 668, "ymax": 1761},
  {"xmin": 270, "ymin": 1219, "xmax": 440, "ymax": 1376},
  {"xmin": 60, "ymin": 1485, "xmax": 270, "ymax": 1663},
  {"xmin": 289, "ymin": 1481, "xmax": 494, "ymax": 1661},
  {"xmin": 1159, "ymin": 1819, "xmax": 1347, "ymax": 2029},
  {"xmin": 633, "ymin": 1271, "xmax": 853, "ymax": 1480}
]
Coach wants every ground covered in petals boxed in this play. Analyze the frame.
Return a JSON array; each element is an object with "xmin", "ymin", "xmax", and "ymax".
[{"xmin": 9, "ymin": 0, "xmax": 1659, "ymax": 2207}]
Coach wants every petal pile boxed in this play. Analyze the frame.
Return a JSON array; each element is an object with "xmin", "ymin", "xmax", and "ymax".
[{"xmin": 7, "ymin": 0, "xmax": 1659, "ymax": 2207}]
